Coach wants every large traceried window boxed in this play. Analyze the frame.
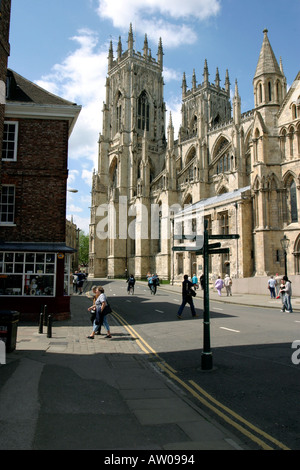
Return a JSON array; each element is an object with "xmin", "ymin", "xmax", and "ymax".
[
  {"xmin": 137, "ymin": 91, "xmax": 149, "ymax": 132},
  {"xmin": 289, "ymin": 180, "xmax": 298, "ymax": 223},
  {"xmin": 116, "ymin": 92, "xmax": 122, "ymax": 133},
  {"xmin": 0, "ymin": 252, "xmax": 56, "ymax": 296},
  {"xmin": 2, "ymin": 121, "xmax": 18, "ymax": 161}
]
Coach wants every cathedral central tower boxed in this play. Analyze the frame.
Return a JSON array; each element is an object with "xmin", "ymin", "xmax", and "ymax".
[{"xmin": 90, "ymin": 25, "xmax": 167, "ymax": 278}]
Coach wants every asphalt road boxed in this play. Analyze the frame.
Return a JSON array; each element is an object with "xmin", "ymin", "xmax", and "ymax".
[{"xmin": 103, "ymin": 279, "xmax": 300, "ymax": 450}]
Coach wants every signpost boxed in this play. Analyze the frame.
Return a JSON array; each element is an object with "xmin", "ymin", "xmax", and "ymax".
[{"xmin": 172, "ymin": 221, "xmax": 240, "ymax": 370}]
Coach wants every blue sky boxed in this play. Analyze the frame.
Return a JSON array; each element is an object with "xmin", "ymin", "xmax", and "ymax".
[{"xmin": 8, "ymin": 0, "xmax": 300, "ymax": 234}]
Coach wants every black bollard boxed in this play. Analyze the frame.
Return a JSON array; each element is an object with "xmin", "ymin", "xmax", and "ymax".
[
  {"xmin": 38, "ymin": 311, "xmax": 44, "ymax": 334},
  {"xmin": 47, "ymin": 314, "xmax": 52, "ymax": 338},
  {"xmin": 43, "ymin": 305, "xmax": 48, "ymax": 326}
]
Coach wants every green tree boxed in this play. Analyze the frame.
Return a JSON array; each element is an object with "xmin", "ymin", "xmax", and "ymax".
[{"xmin": 78, "ymin": 231, "xmax": 89, "ymax": 266}]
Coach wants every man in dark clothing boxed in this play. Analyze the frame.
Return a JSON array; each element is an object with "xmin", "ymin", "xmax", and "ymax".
[
  {"xmin": 76, "ymin": 270, "xmax": 85, "ymax": 295},
  {"xmin": 127, "ymin": 274, "xmax": 136, "ymax": 294},
  {"xmin": 177, "ymin": 274, "xmax": 199, "ymax": 319}
]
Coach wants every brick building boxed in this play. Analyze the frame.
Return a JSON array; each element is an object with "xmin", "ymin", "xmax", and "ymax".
[
  {"xmin": 0, "ymin": 0, "xmax": 11, "ymax": 192},
  {"xmin": 0, "ymin": 66, "xmax": 81, "ymax": 319}
]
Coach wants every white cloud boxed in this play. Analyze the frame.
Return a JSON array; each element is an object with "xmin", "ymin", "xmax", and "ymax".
[
  {"xmin": 67, "ymin": 204, "xmax": 83, "ymax": 214},
  {"xmin": 166, "ymin": 97, "xmax": 182, "ymax": 136},
  {"xmin": 82, "ymin": 169, "xmax": 93, "ymax": 186},
  {"xmin": 96, "ymin": 0, "xmax": 221, "ymax": 46},
  {"xmin": 67, "ymin": 169, "xmax": 79, "ymax": 186},
  {"xmin": 163, "ymin": 67, "xmax": 182, "ymax": 83},
  {"xmin": 69, "ymin": 214, "xmax": 91, "ymax": 235},
  {"xmin": 36, "ymin": 29, "xmax": 108, "ymax": 168}
]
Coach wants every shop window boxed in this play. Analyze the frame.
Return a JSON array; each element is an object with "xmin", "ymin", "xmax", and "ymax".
[
  {"xmin": 2, "ymin": 121, "xmax": 18, "ymax": 161},
  {"xmin": 0, "ymin": 252, "xmax": 56, "ymax": 296}
]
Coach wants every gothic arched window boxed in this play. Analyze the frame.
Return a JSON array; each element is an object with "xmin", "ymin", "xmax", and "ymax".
[
  {"xmin": 116, "ymin": 92, "xmax": 122, "ymax": 133},
  {"xmin": 268, "ymin": 81, "xmax": 272, "ymax": 102},
  {"xmin": 290, "ymin": 180, "xmax": 298, "ymax": 223},
  {"xmin": 258, "ymin": 83, "xmax": 263, "ymax": 104},
  {"xmin": 137, "ymin": 91, "xmax": 149, "ymax": 132}
]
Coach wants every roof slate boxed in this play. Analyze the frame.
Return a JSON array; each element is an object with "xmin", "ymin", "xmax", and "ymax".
[{"xmin": 6, "ymin": 69, "xmax": 77, "ymax": 107}]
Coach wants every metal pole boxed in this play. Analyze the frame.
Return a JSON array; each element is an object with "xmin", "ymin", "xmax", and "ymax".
[
  {"xmin": 38, "ymin": 310, "xmax": 43, "ymax": 334},
  {"xmin": 201, "ymin": 220, "xmax": 213, "ymax": 370},
  {"xmin": 284, "ymin": 250, "xmax": 287, "ymax": 277},
  {"xmin": 43, "ymin": 305, "xmax": 48, "ymax": 326},
  {"xmin": 47, "ymin": 314, "xmax": 52, "ymax": 338}
]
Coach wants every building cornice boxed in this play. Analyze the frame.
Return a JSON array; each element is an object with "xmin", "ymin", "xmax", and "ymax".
[{"xmin": 5, "ymin": 102, "xmax": 81, "ymax": 136}]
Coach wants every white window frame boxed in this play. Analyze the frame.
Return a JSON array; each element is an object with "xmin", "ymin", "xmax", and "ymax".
[
  {"xmin": 0, "ymin": 252, "xmax": 57, "ymax": 297},
  {"xmin": 2, "ymin": 121, "xmax": 18, "ymax": 161},
  {"xmin": 0, "ymin": 185, "xmax": 15, "ymax": 225}
]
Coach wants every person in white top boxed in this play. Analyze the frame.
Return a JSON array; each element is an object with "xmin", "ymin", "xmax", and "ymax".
[
  {"xmin": 280, "ymin": 276, "xmax": 293, "ymax": 313},
  {"xmin": 87, "ymin": 287, "xmax": 112, "ymax": 338},
  {"xmin": 224, "ymin": 274, "xmax": 232, "ymax": 296},
  {"xmin": 268, "ymin": 276, "xmax": 276, "ymax": 299}
]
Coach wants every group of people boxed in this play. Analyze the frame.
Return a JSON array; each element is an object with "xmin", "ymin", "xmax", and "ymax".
[
  {"xmin": 189, "ymin": 273, "xmax": 233, "ymax": 297},
  {"xmin": 84, "ymin": 271, "xmax": 294, "ymax": 335},
  {"xmin": 176, "ymin": 272, "xmax": 233, "ymax": 319},
  {"xmin": 86, "ymin": 285, "xmax": 112, "ymax": 339},
  {"xmin": 147, "ymin": 273, "xmax": 160, "ymax": 295},
  {"xmin": 268, "ymin": 274, "xmax": 293, "ymax": 312},
  {"xmin": 214, "ymin": 274, "xmax": 233, "ymax": 296}
]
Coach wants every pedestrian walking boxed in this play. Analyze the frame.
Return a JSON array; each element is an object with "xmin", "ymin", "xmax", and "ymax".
[
  {"xmin": 76, "ymin": 270, "xmax": 85, "ymax": 295},
  {"xmin": 280, "ymin": 276, "xmax": 293, "ymax": 313},
  {"xmin": 147, "ymin": 272, "xmax": 153, "ymax": 293},
  {"xmin": 279, "ymin": 278, "xmax": 286, "ymax": 311},
  {"xmin": 126, "ymin": 274, "xmax": 135, "ymax": 294},
  {"xmin": 268, "ymin": 275, "xmax": 276, "ymax": 299},
  {"xmin": 192, "ymin": 273, "xmax": 198, "ymax": 290},
  {"xmin": 152, "ymin": 273, "xmax": 160, "ymax": 294},
  {"xmin": 224, "ymin": 274, "xmax": 232, "ymax": 296},
  {"xmin": 72, "ymin": 271, "xmax": 78, "ymax": 293},
  {"xmin": 87, "ymin": 285, "xmax": 101, "ymax": 334},
  {"xmin": 177, "ymin": 274, "xmax": 199, "ymax": 319},
  {"xmin": 87, "ymin": 286, "xmax": 112, "ymax": 338},
  {"xmin": 214, "ymin": 276, "xmax": 224, "ymax": 296},
  {"xmin": 199, "ymin": 273, "xmax": 205, "ymax": 290},
  {"xmin": 275, "ymin": 273, "xmax": 281, "ymax": 297}
]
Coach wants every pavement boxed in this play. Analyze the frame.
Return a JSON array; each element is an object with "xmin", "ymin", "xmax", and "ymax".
[{"xmin": 0, "ymin": 280, "xmax": 298, "ymax": 451}]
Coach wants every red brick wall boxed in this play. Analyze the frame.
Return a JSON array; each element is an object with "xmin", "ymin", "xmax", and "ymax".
[
  {"xmin": 1, "ymin": 118, "xmax": 69, "ymax": 242},
  {"xmin": 0, "ymin": 0, "xmax": 12, "ymax": 185}
]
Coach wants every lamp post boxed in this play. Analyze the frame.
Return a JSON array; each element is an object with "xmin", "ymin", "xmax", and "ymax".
[{"xmin": 280, "ymin": 235, "xmax": 290, "ymax": 277}]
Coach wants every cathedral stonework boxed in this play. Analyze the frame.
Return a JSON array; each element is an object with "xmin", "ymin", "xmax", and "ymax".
[{"xmin": 89, "ymin": 26, "xmax": 300, "ymax": 288}]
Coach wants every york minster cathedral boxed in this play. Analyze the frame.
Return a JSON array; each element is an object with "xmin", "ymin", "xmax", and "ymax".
[{"xmin": 89, "ymin": 26, "xmax": 300, "ymax": 287}]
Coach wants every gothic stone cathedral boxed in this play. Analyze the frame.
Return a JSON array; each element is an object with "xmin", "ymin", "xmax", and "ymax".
[{"xmin": 89, "ymin": 26, "xmax": 300, "ymax": 286}]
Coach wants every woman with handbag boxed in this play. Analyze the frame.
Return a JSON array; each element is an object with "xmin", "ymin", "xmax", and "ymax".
[
  {"xmin": 87, "ymin": 286, "xmax": 112, "ymax": 339},
  {"xmin": 87, "ymin": 285, "xmax": 101, "ymax": 335}
]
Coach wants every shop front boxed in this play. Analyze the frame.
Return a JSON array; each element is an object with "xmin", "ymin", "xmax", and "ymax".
[{"xmin": 0, "ymin": 242, "xmax": 75, "ymax": 321}]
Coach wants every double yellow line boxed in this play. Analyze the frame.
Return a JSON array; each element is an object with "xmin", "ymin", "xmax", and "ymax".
[{"xmin": 112, "ymin": 310, "xmax": 290, "ymax": 451}]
